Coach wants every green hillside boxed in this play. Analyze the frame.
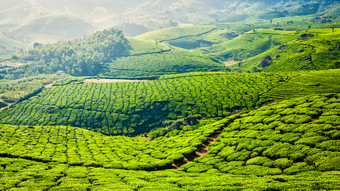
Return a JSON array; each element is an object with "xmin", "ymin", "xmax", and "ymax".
[
  {"xmin": 0, "ymin": 93, "xmax": 339, "ymax": 190},
  {"xmin": 136, "ymin": 25, "xmax": 217, "ymax": 42},
  {"xmin": 0, "ymin": 2, "xmax": 339, "ymax": 190},
  {"xmin": 1, "ymin": 69, "xmax": 340, "ymax": 137},
  {"xmin": 237, "ymin": 28, "xmax": 340, "ymax": 72},
  {"xmin": 0, "ymin": 74, "xmax": 68, "ymax": 110},
  {"xmin": 0, "ymin": 72, "xmax": 287, "ymax": 136},
  {"xmin": 181, "ymin": 93, "xmax": 340, "ymax": 175},
  {"xmin": 103, "ymin": 48, "xmax": 225, "ymax": 78},
  {"xmin": 199, "ymin": 29, "xmax": 301, "ymax": 63},
  {"xmin": 1, "ymin": 28, "xmax": 225, "ymax": 79}
]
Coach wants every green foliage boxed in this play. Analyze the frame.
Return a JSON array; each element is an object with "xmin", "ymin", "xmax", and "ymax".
[
  {"xmin": 200, "ymin": 29, "xmax": 299, "ymax": 62},
  {"xmin": 0, "ymin": 117, "xmax": 231, "ymax": 171},
  {"xmin": 0, "ymin": 72, "xmax": 287, "ymax": 135},
  {"xmin": 274, "ymin": 158, "xmax": 294, "ymax": 169},
  {"xmin": 238, "ymin": 29, "xmax": 340, "ymax": 72},
  {"xmin": 0, "ymin": 156, "xmax": 339, "ymax": 190},
  {"xmin": 4, "ymin": 29, "xmax": 127, "ymax": 78},
  {"xmin": 189, "ymin": 94, "xmax": 340, "ymax": 176},
  {"xmin": 0, "ymin": 73, "xmax": 68, "ymax": 107},
  {"xmin": 103, "ymin": 49, "xmax": 226, "ymax": 78}
]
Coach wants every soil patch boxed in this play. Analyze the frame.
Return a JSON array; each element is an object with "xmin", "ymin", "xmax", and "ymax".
[
  {"xmin": 44, "ymin": 81, "xmax": 56, "ymax": 88},
  {"xmin": 83, "ymin": 79, "xmax": 147, "ymax": 83}
]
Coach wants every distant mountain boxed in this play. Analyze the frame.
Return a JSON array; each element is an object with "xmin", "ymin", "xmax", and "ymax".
[{"xmin": 0, "ymin": 0, "xmax": 338, "ymax": 53}]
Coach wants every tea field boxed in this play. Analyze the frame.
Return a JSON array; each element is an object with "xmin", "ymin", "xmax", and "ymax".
[
  {"xmin": 0, "ymin": 93, "xmax": 339, "ymax": 190},
  {"xmin": 0, "ymin": 72, "xmax": 288, "ymax": 135}
]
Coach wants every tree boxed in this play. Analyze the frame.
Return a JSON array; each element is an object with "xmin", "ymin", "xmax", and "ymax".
[
  {"xmin": 11, "ymin": 55, "xmax": 18, "ymax": 60},
  {"xmin": 33, "ymin": 42, "xmax": 42, "ymax": 49}
]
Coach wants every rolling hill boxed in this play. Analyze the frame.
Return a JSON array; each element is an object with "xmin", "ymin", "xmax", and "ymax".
[
  {"xmin": 1, "ymin": 69, "xmax": 340, "ymax": 137},
  {"xmin": 236, "ymin": 28, "xmax": 340, "ymax": 72},
  {"xmin": 0, "ymin": 1, "xmax": 339, "ymax": 190},
  {"xmin": 0, "ymin": 92, "xmax": 339, "ymax": 190},
  {"xmin": 1, "ymin": 28, "xmax": 225, "ymax": 79}
]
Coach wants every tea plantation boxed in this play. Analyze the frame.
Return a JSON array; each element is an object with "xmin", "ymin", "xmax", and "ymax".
[
  {"xmin": 0, "ymin": 72, "xmax": 288, "ymax": 135},
  {"xmin": 181, "ymin": 94, "xmax": 340, "ymax": 175},
  {"xmin": 0, "ymin": 93, "xmax": 339, "ymax": 190},
  {"xmin": 0, "ymin": 5, "xmax": 340, "ymax": 190},
  {"xmin": 237, "ymin": 28, "xmax": 340, "ymax": 72}
]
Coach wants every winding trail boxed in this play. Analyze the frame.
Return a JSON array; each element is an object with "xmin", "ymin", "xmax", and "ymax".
[
  {"xmin": 44, "ymin": 81, "xmax": 56, "ymax": 88},
  {"xmin": 159, "ymin": 28, "xmax": 217, "ymax": 43},
  {"xmin": 172, "ymin": 125, "xmax": 229, "ymax": 169}
]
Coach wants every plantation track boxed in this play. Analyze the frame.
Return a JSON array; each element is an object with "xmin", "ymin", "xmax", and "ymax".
[
  {"xmin": 159, "ymin": 28, "xmax": 217, "ymax": 43},
  {"xmin": 44, "ymin": 81, "xmax": 56, "ymax": 88},
  {"xmin": 114, "ymin": 49, "xmax": 172, "ymax": 59},
  {"xmin": 172, "ymin": 121, "xmax": 235, "ymax": 169}
]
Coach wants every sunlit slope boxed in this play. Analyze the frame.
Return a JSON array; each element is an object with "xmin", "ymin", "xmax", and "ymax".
[
  {"xmin": 2, "ymin": 70, "xmax": 340, "ymax": 136},
  {"xmin": 104, "ymin": 38, "xmax": 226, "ymax": 77},
  {"xmin": 199, "ymin": 29, "xmax": 301, "ymax": 62},
  {"xmin": 136, "ymin": 25, "xmax": 217, "ymax": 42},
  {"xmin": 0, "ymin": 94, "xmax": 339, "ymax": 190},
  {"xmin": 0, "ymin": 94, "xmax": 339, "ymax": 173},
  {"xmin": 135, "ymin": 24, "xmax": 228, "ymax": 50},
  {"xmin": 236, "ymin": 28, "xmax": 340, "ymax": 72},
  {"xmin": 181, "ymin": 93, "xmax": 340, "ymax": 175},
  {"xmin": 103, "ymin": 47, "xmax": 225, "ymax": 78},
  {"xmin": 0, "ymin": 118, "xmax": 227, "ymax": 170},
  {"xmin": 3, "ymin": 29, "xmax": 225, "ymax": 79},
  {"xmin": 1, "ymin": 157, "xmax": 339, "ymax": 190},
  {"xmin": 0, "ymin": 72, "xmax": 287, "ymax": 135}
]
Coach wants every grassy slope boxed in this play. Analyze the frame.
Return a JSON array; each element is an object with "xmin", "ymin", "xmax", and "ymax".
[
  {"xmin": 136, "ymin": 25, "xmax": 216, "ymax": 41},
  {"xmin": 1, "ymin": 69, "xmax": 340, "ymax": 136},
  {"xmin": 1, "ymin": 157, "xmax": 338, "ymax": 190},
  {"xmin": 182, "ymin": 94, "xmax": 340, "ymax": 176},
  {"xmin": 199, "ymin": 29, "xmax": 301, "ymax": 62},
  {"xmin": 103, "ymin": 46, "xmax": 225, "ymax": 78},
  {"xmin": 0, "ymin": 118, "xmax": 228, "ymax": 170},
  {"xmin": 0, "ymin": 74, "xmax": 68, "ymax": 108},
  {"xmin": 0, "ymin": 34, "xmax": 24, "ymax": 56},
  {"xmin": 0, "ymin": 72, "xmax": 287, "ymax": 135},
  {"xmin": 237, "ymin": 28, "xmax": 340, "ymax": 72},
  {"xmin": 0, "ymin": 93, "xmax": 339, "ymax": 190}
]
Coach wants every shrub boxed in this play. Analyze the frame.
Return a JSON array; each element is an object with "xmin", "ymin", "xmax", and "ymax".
[
  {"xmin": 283, "ymin": 162, "xmax": 315, "ymax": 175},
  {"xmin": 246, "ymin": 157, "xmax": 273, "ymax": 167},
  {"xmin": 273, "ymin": 158, "xmax": 294, "ymax": 169}
]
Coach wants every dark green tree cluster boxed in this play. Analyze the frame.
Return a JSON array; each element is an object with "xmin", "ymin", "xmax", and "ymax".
[{"xmin": 22, "ymin": 28, "xmax": 128, "ymax": 76}]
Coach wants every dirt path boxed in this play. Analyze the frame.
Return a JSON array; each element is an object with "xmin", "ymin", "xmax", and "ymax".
[
  {"xmin": 83, "ymin": 79, "xmax": 148, "ymax": 83},
  {"xmin": 0, "ymin": 104, "xmax": 11, "ymax": 112},
  {"xmin": 172, "ymin": 127, "xmax": 227, "ymax": 169},
  {"xmin": 159, "ymin": 28, "xmax": 217, "ymax": 43},
  {"xmin": 44, "ymin": 81, "xmax": 56, "ymax": 88}
]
